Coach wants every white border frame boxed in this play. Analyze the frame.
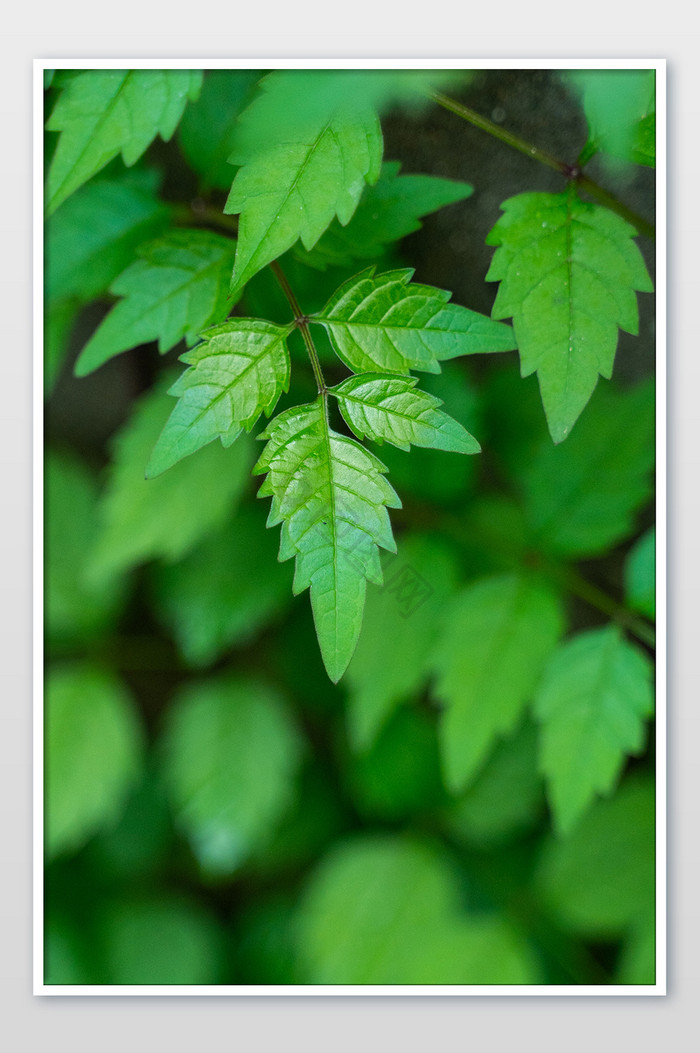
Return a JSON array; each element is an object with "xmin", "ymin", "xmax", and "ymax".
[{"xmin": 34, "ymin": 56, "xmax": 666, "ymax": 998}]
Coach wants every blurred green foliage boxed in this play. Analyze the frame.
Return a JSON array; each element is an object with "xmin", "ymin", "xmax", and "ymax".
[{"xmin": 44, "ymin": 67, "xmax": 656, "ymax": 987}]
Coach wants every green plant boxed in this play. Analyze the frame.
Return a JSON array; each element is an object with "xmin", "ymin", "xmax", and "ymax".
[{"xmin": 44, "ymin": 65, "xmax": 657, "ymax": 988}]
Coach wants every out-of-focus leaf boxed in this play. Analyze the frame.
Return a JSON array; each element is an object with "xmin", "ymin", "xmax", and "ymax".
[
  {"xmin": 296, "ymin": 834, "xmax": 539, "ymax": 983},
  {"xmin": 486, "ymin": 192, "xmax": 652, "ymax": 442},
  {"xmin": 178, "ymin": 69, "xmax": 261, "ymax": 190},
  {"xmin": 346, "ymin": 707, "xmax": 446, "ymax": 821},
  {"xmin": 46, "ymin": 69, "xmax": 203, "ymax": 213},
  {"xmin": 45, "ymin": 169, "xmax": 171, "ymax": 305},
  {"xmin": 296, "ymin": 161, "xmax": 474, "ymax": 270},
  {"xmin": 533, "ymin": 626, "xmax": 654, "ymax": 834},
  {"xmin": 617, "ymin": 912, "xmax": 656, "ymax": 985},
  {"xmin": 145, "ymin": 317, "xmax": 291, "ymax": 477},
  {"xmin": 443, "ymin": 719, "xmax": 545, "ymax": 849},
  {"xmin": 520, "ymin": 379, "xmax": 655, "ymax": 557},
  {"xmin": 45, "ymin": 450, "xmax": 127, "ymax": 643},
  {"xmin": 234, "ymin": 895, "xmax": 301, "ymax": 985},
  {"xmin": 88, "ymin": 766, "xmax": 173, "ymax": 879},
  {"xmin": 345, "ymin": 534, "xmax": 460, "ymax": 750},
  {"xmin": 149, "ymin": 503, "xmax": 293, "ymax": 667},
  {"xmin": 566, "ymin": 69, "xmax": 655, "ymax": 167},
  {"xmin": 100, "ymin": 894, "xmax": 224, "ymax": 985},
  {"xmin": 45, "ymin": 299, "xmax": 80, "ymax": 395},
  {"xmin": 75, "ymin": 229, "xmax": 237, "ymax": 377},
  {"xmin": 254, "ymin": 400, "xmax": 401, "ymax": 683},
  {"xmin": 314, "ymin": 267, "xmax": 516, "ymax": 375},
  {"xmin": 88, "ymin": 377, "xmax": 253, "ymax": 582},
  {"xmin": 45, "ymin": 664, "xmax": 145, "ymax": 860},
  {"xmin": 44, "ymin": 918, "xmax": 93, "ymax": 985},
  {"xmin": 625, "ymin": 526, "xmax": 656, "ymax": 620},
  {"xmin": 535, "ymin": 775, "xmax": 655, "ymax": 937},
  {"xmin": 161, "ymin": 676, "xmax": 303, "ymax": 876},
  {"xmin": 431, "ymin": 573, "xmax": 565, "ymax": 793}
]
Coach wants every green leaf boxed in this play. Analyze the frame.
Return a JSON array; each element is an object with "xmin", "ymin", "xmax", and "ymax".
[
  {"xmin": 431, "ymin": 573, "xmax": 565, "ymax": 793},
  {"xmin": 617, "ymin": 912, "xmax": 656, "ymax": 985},
  {"xmin": 145, "ymin": 317, "xmax": 291, "ymax": 477},
  {"xmin": 625, "ymin": 526, "xmax": 656, "ymax": 619},
  {"xmin": 88, "ymin": 376, "xmax": 254, "ymax": 582},
  {"xmin": 486, "ymin": 190, "xmax": 653, "ymax": 441},
  {"xmin": 46, "ymin": 69, "xmax": 202, "ymax": 214},
  {"xmin": 149, "ymin": 504, "xmax": 293, "ymax": 667},
  {"xmin": 75, "ymin": 229, "xmax": 238, "ymax": 377},
  {"xmin": 161, "ymin": 676, "xmax": 303, "ymax": 876},
  {"xmin": 567, "ymin": 69, "xmax": 655, "ymax": 167},
  {"xmin": 254, "ymin": 399, "xmax": 401, "ymax": 682},
  {"xmin": 101, "ymin": 894, "xmax": 224, "ymax": 985},
  {"xmin": 45, "ymin": 450, "xmax": 127, "ymax": 642},
  {"xmin": 443, "ymin": 719, "xmax": 545, "ymax": 849},
  {"xmin": 295, "ymin": 161, "xmax": 474, "ymax": 271},
  {"xmin": 314, "ymin": 267, "xmax": 517, "ymax": 374},
  {"xmin": 535, "ymin": 775, "xmax": 655, "ymax": 938},
  {"xmin": 521, "ymin": 379, "xmax": 655, "ymax": 557},
  {"xmin": 45, "ymin": 298, "xmax": 79, "ymax": 395},
  {"xmin": 177, "ymin": 69, "xmax": 260, "ymax": 190},
  {"xmin": 225, "ymin": 71, "xmax": 384, "ymax": 297},
  {"xmin": 45, "ymin": 169, "xmax": 171, "ymax": 305},
  {"xmin": 331, "ymin": 373, "xmax": 480, "ymax": 453},
  {"xmin": 533, "ymin": 626, "xmax": 654, "ymax": 835},
  {"xmin": 344, "ymin": 534, "xmax": 460, "ymax": 749},
  {"xmin": 45, "ymin": 664, "xmax": 144, "ymax": 859},
  {"xmin": 296, "ymin": 834, "xmax": 538, "ymax": 984}
]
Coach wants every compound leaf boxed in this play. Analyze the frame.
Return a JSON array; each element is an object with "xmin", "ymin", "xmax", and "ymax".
[
  {"xmin": 146, "ymin": 317, "xmax": 291, "ymax": 477},
  {"xmin": 45, "ymin": 664, "xmax": 144, "ymax": 860},
  {"xmin": 296, "ymin": 161, "xmax": 474, "ymax": 270},
  {"xmin": 75, "ymin": 229, "xmax": 237, "ymax": 377},
  {"xmin": 314, "ymin": 267, "xmax": 517, "ymax": 374},
  {"xmin": 161, "ymin": 676, "xmax": 303, "ymax": 876},
  {"xmin": 625, "ymin": 526, "xmax": 656, "ymax": 620},
  {"xmin": 533, "ymin": 626, "xmax": 654, "ymax": 835},
  {"xmin": 521, "ymin": 378, "xmax": 654, "ymax": 558},
  {"xmin": 225, "ymin": 71, "xmax": 384, "ymax": 297},
  {"xmin": 486, "ymin": 190, "xmax": 653, "ymax": 441},
  {"xmin": 431, "ymin": 573, "xmax": 565, "ymax": 793},
  {"xmin": 46, "ymin": 69, "xmax": 203, "ymax": 214},
  {"xmin": 89, "ymin": 376, "xmax": 253, "ymax": 582},
  {"xmin": 331, "ymin": 373, "xmax": 480, "ymax": 453},
  {"xmin": 46, "ymin": 168, "xmax": 171, "ymax": 305},
  {"xmin": 254, "ymin": 399, "xmax": 401, "ymax": 682},
  {"xmin": 567, "ymin": 69, "xmax": 655, "ymax": 167},
  {"xmin": 177, "ymin": 69, "xmax": 261, "ymax": 190}
]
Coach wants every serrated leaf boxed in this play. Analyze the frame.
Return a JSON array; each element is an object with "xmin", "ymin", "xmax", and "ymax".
[
  {"xmin": 295, "ymin": 161, "xmax": 474, "ymax": 270},
  {"xmin": 225, "ymin": 71, "xmax": 383, "ymax": 297},
  {"xmin": 567, "ymin": 69, "xmax": 655, "ymax": 167},
  {"xmin": 161, "ymin": 676, "xmax": 303, "ymax": 876},
  {"xmin": 75, "ymin": 229, "xmax": 238, "ymax": 377},
  {"xmin": 146, "ymin": 317, "xmax": 291, "ymax": 477},
  {"xmin": 45, "ymin": 169, "xmax": 171, "ymax": 305},
  {"xmin": 177, "ymin": 69, "xmax": 260, "ymax": 190},
  {"xmin": 486, "ymin": 190, "xmax": 653, "ymax": 441},
  {"xmin": 344, "ymin": 535, "xmax": 460, "ymax": 750},
  {"xmin": 45, "ymin": 664, "xmax": 144, "ymax": 859},
  {"xmin": 521, "ymin": 379, "xmax": 654, "ymax": 557},
  {"xmin": 101, "ymin": 894, "xmax": 224, "ymax": 985},
  {"xmin": 45, "ymin": 450, "xmax": 127, "ymax": 642},
  {"xmin": 625, "ymin": 526, "xmax": 656, "ymax": 619},
  {"xmin": 431, "ymin": 574, "xmax": 565, "ymax": 793},
  {"xmin": 149, "ymin": 504, "xmax": 293, "ymax": 667},
  {"xmin": 254, "ymin": 399, "xmax": 401, "ymax": 682},
  {"xmin": 533, "ymin": 626, "xmax": 654, "ymax": 835},
  {"xmin": 535, "ymin": 775, "xmax": 655, "ymax": 937},
  {"xmin": 46, "ymin": 69, "xmax": 203, "ymax": 214},
  {"xmin": 89, "ymin": 376, "xmax": 254, "ymax": 582},
  {"xmin": 313, "ymin": 267, "xmax": 517, "ymax": 374},
  {"xmin": 331, "ymin": 372, "xmax": 480, "ymax": 454},
  {"xmin": 296, "ymin": 834, "xmax": 539, "ymax": 984}
]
